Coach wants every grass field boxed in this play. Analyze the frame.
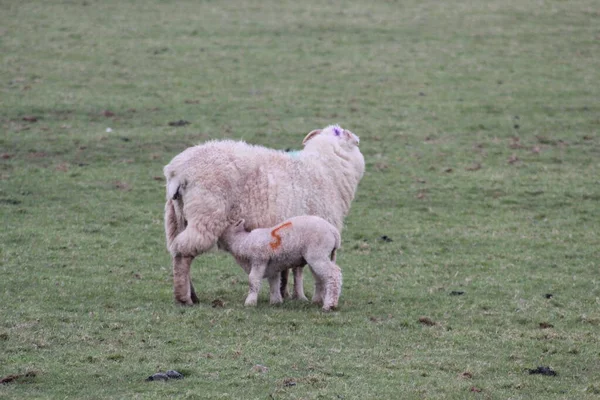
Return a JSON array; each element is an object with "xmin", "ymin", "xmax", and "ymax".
[{"xmin": 1, "ymin": 0, "xmax": 599, "ymax": 398}]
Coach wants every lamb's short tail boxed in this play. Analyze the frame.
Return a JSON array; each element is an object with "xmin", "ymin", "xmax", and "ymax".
[{"xmin": 330, "ymin": 227, "xmax": 342, "ymax": 262}]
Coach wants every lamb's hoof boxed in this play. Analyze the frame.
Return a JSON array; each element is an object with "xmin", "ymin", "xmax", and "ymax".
[
  {"xmin": 292, "ymin": 294, "xmax": 309, "ymax": 302},
  {"xmin": 270, "ymin": 298, "xmax": 284, "ymax": 306},
  {"xmin": 244, "ymin": 300, "xmax": 258, "ymax": 307}
]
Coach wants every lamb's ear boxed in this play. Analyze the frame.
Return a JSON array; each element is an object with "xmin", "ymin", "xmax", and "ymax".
[
  {"xmin": 166, "ymin": 179, "xmax": 181, "ymax": 200},
  {"xmin": 302, "ymin": 129, "xmax": 322, "ymax": 146}
]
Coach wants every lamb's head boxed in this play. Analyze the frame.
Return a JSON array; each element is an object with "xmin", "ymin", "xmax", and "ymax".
[
  {"xmin": 302, "ymin": 125, "xmax": 365, "ymax": 178},
  {"xmin": 218, "ymin": 219, "xmax": 248, "ymax": 251}
]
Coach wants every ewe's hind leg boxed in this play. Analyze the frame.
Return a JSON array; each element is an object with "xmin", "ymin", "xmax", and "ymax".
[
  {"xmin": 189, "ymin": 281, "xmax": 200, "ymax": 304},
  {"xmin": 169, "ymin": 200, "xmax": 226, "ymax": 305},
  {"xmin": 268, "ymin": 274, "xmax": 283, "ymax": 305},
  {"xmin": 245, "ymin": 262, "xmax": 267, "ymax": 306},
  {"xmin": 291, "ymin": 267, "xmax": 308, "ymax": 301},
  {"xmin": 172, "ymin": 255, "xmax": 195, "ymax": 305}
]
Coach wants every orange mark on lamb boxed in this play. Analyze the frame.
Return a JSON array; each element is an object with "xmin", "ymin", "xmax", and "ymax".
[{"xmin": 269, "ymin": 222, "xmax": 292, "ymax": 250}]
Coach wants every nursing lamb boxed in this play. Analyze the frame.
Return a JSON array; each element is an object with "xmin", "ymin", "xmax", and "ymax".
[
  {"xmin": 164, "ymin": 125, "xmax": 364, "ymax": 305},
  {"xmin": 219, "ymin": 216, "xmax": 342, "ymax": 310}
]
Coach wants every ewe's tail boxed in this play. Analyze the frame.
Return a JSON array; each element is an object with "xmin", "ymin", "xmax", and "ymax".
[{"xmin": 165, "ymin": 198, "xmax": 186, "ymax": 248}]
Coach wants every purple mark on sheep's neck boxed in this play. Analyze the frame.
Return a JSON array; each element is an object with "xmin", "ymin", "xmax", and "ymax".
[{"xmin": 333, "ymin": 126, "xmax": 342, "ymax": 136}]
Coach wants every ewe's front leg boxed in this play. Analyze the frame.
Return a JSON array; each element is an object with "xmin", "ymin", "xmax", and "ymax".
[
  {"xmin": 291, "ymin": 267, "xmax": 308, "ymax": 301},
  {"xmin": 172, "ymin": 255, "xmax": 195, "ymax": 305},
  {"xmin": 279, "ymin": 269, "xmax": 290, "ymax": 298},
  {"xmin": 268, "ymin": 274, "xmax": 283, "ymax": 305},
  {"xmin": 245, "ymin": 262, "xmax": 266, "ymax": 307}
]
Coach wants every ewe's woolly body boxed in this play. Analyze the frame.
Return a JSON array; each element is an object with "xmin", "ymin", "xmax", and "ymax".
[{"xmin": 164, "ymin": 125, "xmax": 364, "ymax": 304}]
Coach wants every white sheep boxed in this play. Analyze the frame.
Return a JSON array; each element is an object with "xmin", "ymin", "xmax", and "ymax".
[
  {"xmin": 164, "ymin": 125, "xmax": 364, "ymax": 305},
  {"xmin": 219, "ymin": 216, "xmax": 342, "ymax": 311}
]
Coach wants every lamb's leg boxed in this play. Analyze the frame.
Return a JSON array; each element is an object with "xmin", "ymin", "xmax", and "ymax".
[
  {"xmin": 306, "ymin": 258, "xmax": 342, "ymax": 311},
  {"xmin": 173, "ymin": 255, "xmax": 195, "ymax": 305},
  {"xmin": 323, "ymin": 264, "xmax": 342, "ymax": 311},
  {"xmin": 268, "ymin": 274, "xmax": 283, "ymax": 305},
  {"xmin": 291, "ymin": 267, "xmax": 308, "ymax": 301},
  {"xmin": 245, "ymin": 262, "xmax": 266, "ymax": 307},
  {"xmin": 312, "ymin": 274, "xmax": 324, "ymax": 305}
]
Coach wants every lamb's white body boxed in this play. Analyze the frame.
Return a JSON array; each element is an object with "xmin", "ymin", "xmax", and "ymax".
[
  {"xmin": 220, "ymin": 216, "xmax": 342, "ymax": 311},
  {"xmin": 164, "ymin": 125, "xmax": 364, "ymax": 305}
]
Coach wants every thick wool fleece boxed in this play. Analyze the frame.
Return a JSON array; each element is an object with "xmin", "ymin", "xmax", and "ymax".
[
  {"xmin": 164, "ymin": 125, "xmax": 364, "ymax": 305},
  {"xmin": 220, "ymin": 216, "xmax": 343, "ymax": 311}
]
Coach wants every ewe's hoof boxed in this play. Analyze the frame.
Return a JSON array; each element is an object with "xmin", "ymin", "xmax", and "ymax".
[
  {"xmin": 175, "ymin": 297, "xmax": 194, "ymax": 306},
  {"xmin": 190, "ymin": 292, "xmax": 200, "ymax": 304}
]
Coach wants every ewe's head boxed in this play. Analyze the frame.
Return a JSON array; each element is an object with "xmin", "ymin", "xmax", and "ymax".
[
  {"xmin": 302, "ymin": 125, "xmax": 364, "ymax": 178},
  {"xmin": 302, "ymin": 125, "xmax": 360, "ymax": 152}
]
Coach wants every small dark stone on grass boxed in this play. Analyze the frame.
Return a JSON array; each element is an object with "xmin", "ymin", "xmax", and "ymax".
[
  {"xmin": 169, "ymin": 120, "xmax": 190, "ymax": 127},
  {"xmin": 166, "ymin": 370, "xmax": 184, "ymax": 379},
  {"xmin": 380, "ymin": 235, "xmax": 393, "ymax": 242},
  {"xmin": 530, "ymin": 366, "xmax": 557, "ymax": 376},
  {"xmin": 514, "ymin": 124, "xmax": 520, "ymax": 129},
  {"xmin": 146, "ymin": 370, "xmax": 184, "ymax": 382},
  {"xmin": 0, "ymin": 371, "xmax": 36, "ymax": 385},
  {"xmin": 211, "ymin": 298, "xmax": 224, "ymax": 308},
  {"xmin": 146, "ymin": 372, "xmax": 169, "ymax": 381},
  {"xmin": 283, "ymin": 378, "xmax": 297, "ymax": 387},
  {"xmin": 544, "ymin": 293, "xmax": 553, "ymax": 299},
  {"xmin": 419, "ymin": 316, "xmax": 436, "ymax": 326},
  {"xmin": 120, "ymin": 137, "xmax": 130, "ymax": 142},
  {"xmin": 450, "ymin": 291, "xmax": 465, "ymax": 296},
  {"xmin": 528, "ymin": 366, "xmax": 556, "ymax": 376}
]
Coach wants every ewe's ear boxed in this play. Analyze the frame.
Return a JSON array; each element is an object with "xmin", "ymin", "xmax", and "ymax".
[
  {"xmin": 302, "ymin": 129, "xmax": 322, "ymax": 146},
  {"xmin": 344, "ymin": 129, "xmax": 360, "ymax": 146}
]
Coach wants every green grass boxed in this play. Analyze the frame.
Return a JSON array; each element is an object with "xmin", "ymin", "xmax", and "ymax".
[{"xmin": 1, "ymin": 0, "xmax": 599, "ymax": 398}]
